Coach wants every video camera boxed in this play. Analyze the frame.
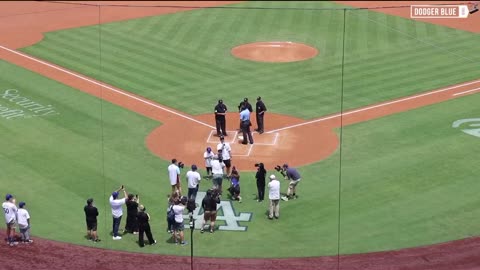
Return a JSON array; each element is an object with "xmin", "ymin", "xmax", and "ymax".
[
  {"xmin": 275, "ymin": 165, "xmax": 287, "ymax": 177},
  {"xmin": 178, "ymin": 161, "xmax": 184, "ymax": 169}
]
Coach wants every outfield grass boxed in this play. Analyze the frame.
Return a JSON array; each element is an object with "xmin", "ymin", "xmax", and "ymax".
[{"xmin": 2, "ymin": 0, "xmax": 480, "ymax": 259}]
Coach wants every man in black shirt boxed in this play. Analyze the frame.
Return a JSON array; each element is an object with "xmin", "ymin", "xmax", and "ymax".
[
  {"xmin": 200, "ymin": 189, "xmax": 220, "ymax": 233},
  {"xmin": 84, "ymin": 198, "xmax": 100, "ymax": 242},
  {"xmin": 214, "ymin": 99, "xmax": 228, "ymax": 136},
  {"xmin": 255, "ymin": 96, "xmax": 267, "ymax": 134},
  {"xmin": 124, "ymin": 194, "xmax": 139, "ymax": 234},
  {"xmin": 136, "ymin": 205, "xmax": 156, "ymax": 247}
]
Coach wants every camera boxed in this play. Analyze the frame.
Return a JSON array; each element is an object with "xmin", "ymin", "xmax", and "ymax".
[
  {"xmin": 178, "ymin": 162, "xmax": 184, "ymax": 169},
  {"xmin": 274, "ymin": 165, "xmax": 282, "ymax": 172}
]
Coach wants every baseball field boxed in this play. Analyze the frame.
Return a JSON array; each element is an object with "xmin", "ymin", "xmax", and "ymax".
[{"xmin": 1, "ymin": 1, "xmax": 480, "ymax": 269}]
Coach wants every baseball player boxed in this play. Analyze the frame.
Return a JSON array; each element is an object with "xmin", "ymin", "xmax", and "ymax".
[
  {"xmin": 17, "ymin": 202, "xmax": 33, "ymax": 243},
  {"xmin": 3, "ymin": 194, "xmax": 18, "ymax": 246}
]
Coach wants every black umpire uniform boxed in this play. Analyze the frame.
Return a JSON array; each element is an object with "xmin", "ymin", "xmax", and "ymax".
[
  {"xmin": 214, "ymin": 99, "xmax": 228, "ymax": 136},
  {"xmin": 255, "ymin": 96, "xmax": 267, "ymax": 134}
]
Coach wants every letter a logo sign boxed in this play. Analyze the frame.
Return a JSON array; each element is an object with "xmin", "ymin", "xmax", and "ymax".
[{"xmin": 452, "ymin": 118, "xmax": 480, "ymax": 138}]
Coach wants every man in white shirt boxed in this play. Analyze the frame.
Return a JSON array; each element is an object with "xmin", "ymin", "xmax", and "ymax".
[
  {"xmin": 109, "ymin": 186, "xmax": 128, "ymax": 240},
  {"xmin": 211, "ymin": 154, "xmax": 226, "ymax": 194},
  {"xmin": 17, "ymin": 201, "xmax": 33, "ymax": 243},
  {"xmin": 186, "ymin": 164, "xmax": 201, "ymax": 200},
  {"xmin": 2, "ymin": 194, "xmax": 18, "ymax": 246},
  {"xmin": 168, "ymin": 158, "xmax": 182, "ymax": 195},
  {"xmin": 267, "ymin": 175, "xmax": 280, "ymax": 220},
  {"xmin": 172, "ymin": 197, "xmax": 187, "ymax": 246},
  {"xmin": 216, "ymin": 136, "xmax": 232, "ymax": 176},
  {"xmin": 203, "ymin": 147, "xmax": 214, "ymax": 179}
]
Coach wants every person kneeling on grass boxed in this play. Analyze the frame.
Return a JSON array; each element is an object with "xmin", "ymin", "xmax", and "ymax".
[
  {"xmin": 228, "ymin": 166, "xmax": 242, "ymax": 203},
  {"xmin": 136, "ymin": 205, "xmax": 156, "ymax": 247}
]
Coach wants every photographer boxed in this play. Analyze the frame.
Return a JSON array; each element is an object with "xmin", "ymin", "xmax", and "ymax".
[
  {"xmin": 276, "ymin": 164, "xmax": 302, "ymax": 201},
  {"xmin": 168, "ymin": 158, "xmax": 183, "ymax": 196},
  {"xmin": 124, "ymin": 194, "xmax": 139, "ymax": 234},
  {"xmin": 228, "ymin": 166, "xmax": 242, "ymax": 202},
  {"xmin": 255, "ymin": 163, "xmax": 267, "ymax": 202},
  {"xmin": 200, "ymin": 189, "xmax": 220, "ymax": 233},
  {"xmin": 109, "ymin": 185, "xmax": 128, "ymax": 240}
]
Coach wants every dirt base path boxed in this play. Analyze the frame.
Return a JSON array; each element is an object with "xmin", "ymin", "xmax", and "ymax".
[{"xmin": 2, "ymin": 1, "xmax": 480, "ymax": 269}]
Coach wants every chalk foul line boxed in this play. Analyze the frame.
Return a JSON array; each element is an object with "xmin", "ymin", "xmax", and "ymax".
[
  {"xmin": 0, "ymin": 45, "xmax": 216, "ymax": 129},
  {"xmin": 266, "ymin": 80, "xmax": 480, "ymax": 134},
  {"xmin": 2, "ymin": 45, "xmax": 479, "ymax": 135}
]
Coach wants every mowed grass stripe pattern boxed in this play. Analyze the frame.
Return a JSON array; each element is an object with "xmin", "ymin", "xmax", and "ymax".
[{"xmin": 21, "ymin": 2, "xmax": 480, "ymax": 119}]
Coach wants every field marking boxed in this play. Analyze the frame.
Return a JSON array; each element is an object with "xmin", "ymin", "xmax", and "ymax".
[
  {"xmin": 266, "ymin": 81, "xmax": 480, "ymax": 134},
  {"xmin": 453, "ymin": 87, "xmax": 480, "ymax": 96},
  {"xmin": 0, "ymin": 45, "xmax": 215, "ymax": 129},
  {"xmin": 232, "ymin": 144, "xmax": 253, "ymax": 157},
  {"xmin": 206, "ymin": 130, "xmax": 238, "ymax": 144},
  {"xmin": 252, "ymin": 132, "xmax": 279, "ymax": 146}
]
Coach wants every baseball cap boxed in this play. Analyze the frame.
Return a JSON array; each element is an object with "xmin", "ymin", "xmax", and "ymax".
[
  {"xmin": 269, "ymin": 174, "xmax": 276, "ymax": 180},
  {"xmin": 218, "ymin": 99, "xmax": 223, "ymax": 103},
  {"xmin": 206, "ymin": 146, "xmax": 212, "ymax": 152},
  {"xmin": 5, "ymin": 194, "xmax": 13, "ymax": 201},
  {"xmin": 112, "ymin": 191, "xmax": 119, "ymax": 199},
  {"xmin": 19, "ymin": 202, "xmax": 26, "ymax": 208},
  {"xmin": 191, "ymin": 164, "xmax": 198, "ymax": 171},
  {"xmin": 244, "ymin": 97, "xmax": 248, "ymax": 102}
]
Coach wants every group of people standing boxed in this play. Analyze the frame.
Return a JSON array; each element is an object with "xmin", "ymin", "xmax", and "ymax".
[
  {"xmin": 2, "ymin": 194, "xmax": 32, "ymax": 246},
  {"xmin": 214, "ymin": 97, "xmax": 267, "ymax": 144}
]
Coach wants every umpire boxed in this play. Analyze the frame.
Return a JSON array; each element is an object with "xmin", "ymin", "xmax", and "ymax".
[
  {"xmin": 240, "ymin": 105, "xmax": 254, "ymax": 144},
  {"xmin": 237, "ymin": 98, "xmax": 253, "ymax": 130},
  {"xmin": 214, "ymin": 99, "xmax": 228, "ymax": 137},
  {"xmin": 255, "ymin": 96, "xmax": 267, "ymax": 134}
]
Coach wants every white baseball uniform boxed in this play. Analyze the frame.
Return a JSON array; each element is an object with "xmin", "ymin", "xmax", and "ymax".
[
  {"xmin": 17, "ymin": 208, "xmax": 30, "ymax": 229},
  {"xmin": 2, "ymin": 201, "xmax": 17, "ymax": 224}
]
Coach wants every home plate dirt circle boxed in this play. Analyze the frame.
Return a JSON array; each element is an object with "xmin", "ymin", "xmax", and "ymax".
[
  {"xmin": 231, "ymin": 41, "xmax": 318, "ymax": 63},
  {"xmin": 145, "ymin": 112, "xmax": 340, "ymax": 172}
]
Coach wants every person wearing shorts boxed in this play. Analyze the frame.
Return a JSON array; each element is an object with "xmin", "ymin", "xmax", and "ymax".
[
  {"xmin": 168, "ymin": 159, "xmax": 181, "ymax": 195},
  {"xmin": 3, "ymin": 194, "xmax": 18, "ymax": 246},
  {"xmin": 281, "ymin": 164, "xmax": 302, "ymax": 201},
  {"xmin": 200, "ymin": 189, "xmax": 220, "ymax": 233},
  {"xmin": 210, "ymin": 154, "xmax": 225, "ymax": 194},
  {"xmin": 84, "ymin": 198, "xmax": 100, "ymax": 242},
  {"xmin": 172, "ymin": 197, "xmax": 187, "ymax": 246}
]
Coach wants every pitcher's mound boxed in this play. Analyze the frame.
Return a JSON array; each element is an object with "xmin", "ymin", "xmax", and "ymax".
[{"xmin": 231, "ymin": 41, "xmax": 318, "ymax": 63}]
